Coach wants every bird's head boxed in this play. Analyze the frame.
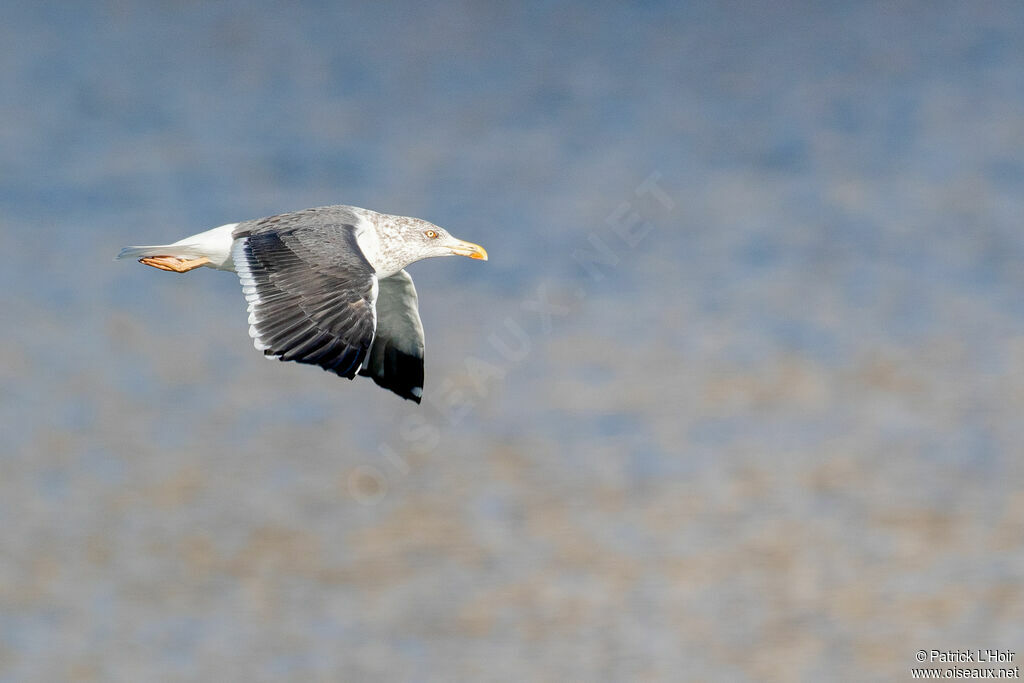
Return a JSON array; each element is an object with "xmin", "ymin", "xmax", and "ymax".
[
  {"xmin": 376, "ymin": 214, "xmax": 489, "ymax": 276},
  {"xmin": 411, "ymin": 221, "xmax": 488, "ymax": 262}
]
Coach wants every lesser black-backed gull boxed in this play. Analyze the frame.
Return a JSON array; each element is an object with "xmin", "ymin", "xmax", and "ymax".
[{"xmin": 116, "ymin": 205, "xmax": 488, "ymax": 402}]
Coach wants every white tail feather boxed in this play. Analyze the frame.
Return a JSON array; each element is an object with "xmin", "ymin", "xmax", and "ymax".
[{"xmin": 115, "ymin": 244, "xmax": 209, "ymax": 260}]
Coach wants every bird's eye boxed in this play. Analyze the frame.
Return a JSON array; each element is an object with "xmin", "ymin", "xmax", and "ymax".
[{"xmin": 425, "ymin": 230, "xmax": 438, "ymax": 239}]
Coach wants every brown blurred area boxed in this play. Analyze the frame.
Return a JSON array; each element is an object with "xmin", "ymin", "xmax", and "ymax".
[{"xmin": 2, "ymin": 1, "xmax": 1024, "ymax": 680}]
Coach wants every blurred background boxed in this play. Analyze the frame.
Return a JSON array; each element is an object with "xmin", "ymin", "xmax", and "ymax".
[{"xmin": 2, "ymin": 1, "xmax": 1024, "ymax": 680}]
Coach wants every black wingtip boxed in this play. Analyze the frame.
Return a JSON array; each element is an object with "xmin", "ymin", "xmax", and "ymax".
[
  {"xmin": 366, "ymin": 373, "xmax": 422, "ymax": 402},
  {"xmin": 358, "ymin": 343, "xmax": 425, "ymax": 403}
]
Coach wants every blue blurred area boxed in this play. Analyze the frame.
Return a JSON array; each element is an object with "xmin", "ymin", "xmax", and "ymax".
[{"xmin": 2, "ymin": 1, "xmax": 1024, "ymax": 680}]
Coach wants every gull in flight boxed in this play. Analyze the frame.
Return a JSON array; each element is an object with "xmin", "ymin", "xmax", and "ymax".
[{"xmin": 117, "ymin": 205, "xmax": 488, "ymax": 402}]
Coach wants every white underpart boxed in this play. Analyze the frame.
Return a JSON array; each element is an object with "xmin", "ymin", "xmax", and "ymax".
[{"xmin": 352, "ymin": 209, "xmax": 387, "ymax": 274}]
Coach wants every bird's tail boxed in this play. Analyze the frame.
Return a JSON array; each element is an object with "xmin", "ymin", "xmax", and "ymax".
[
  {"xmin": 115, "ymin": 223, "xmax": 238, "ymax": 271},
  {"xmin": 115, "ymin": 243, "xmax": 211, "ymax": 261}
]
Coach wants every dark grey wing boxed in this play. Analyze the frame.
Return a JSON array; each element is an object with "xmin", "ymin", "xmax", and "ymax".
[
  {"xmin": 231, "ymin": 221, "xmax": 377, "ymax": 379},
  {"xmin": 358, "ymin": 269, "xmax": 425, "ymax": 402}
]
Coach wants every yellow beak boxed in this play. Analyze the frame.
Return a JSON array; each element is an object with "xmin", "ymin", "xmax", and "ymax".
[{"xmin": 449, "ymin": 239, "xmax": 488, "ymax": 261}]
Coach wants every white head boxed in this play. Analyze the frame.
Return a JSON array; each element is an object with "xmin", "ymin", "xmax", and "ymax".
[{"xmin": 374, "ymin": 214, "xmax": 488, "ymax": 275}]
